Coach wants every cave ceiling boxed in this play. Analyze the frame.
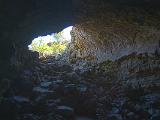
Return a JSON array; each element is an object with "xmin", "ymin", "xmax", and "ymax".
[{"xmin": 0, "ymin": 0, "xmax": 160, "ymax": 60}]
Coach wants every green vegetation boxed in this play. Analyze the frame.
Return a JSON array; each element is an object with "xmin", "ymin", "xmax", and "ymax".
[
  {"xmin": 30, "ymin": 38, "xmax": 67, "ymax": 56},
  {"xmin": 29, "ymin": 30, "xmax": 71, "ymax": 58}
]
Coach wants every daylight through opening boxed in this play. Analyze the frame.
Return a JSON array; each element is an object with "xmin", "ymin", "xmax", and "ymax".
[{"xmin": 28, "ymin": 26, "xmax": 73, "ymax": 59}]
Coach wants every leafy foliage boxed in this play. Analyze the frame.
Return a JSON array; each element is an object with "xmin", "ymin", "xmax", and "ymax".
[
  {"xmin": 29, "ymin": 31, "xmax": 69, "ymax": 58},
  {"xmin": 54, "ymin": 31, "xmax": 63, "ymax": 40}
]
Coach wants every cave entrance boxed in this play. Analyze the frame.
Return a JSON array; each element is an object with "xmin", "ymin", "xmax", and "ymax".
[{"xmin": 28, "ymin": 26, "xmax": 73, "ymax": 59}]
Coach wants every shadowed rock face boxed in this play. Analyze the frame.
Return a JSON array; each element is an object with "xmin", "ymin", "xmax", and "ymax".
[
  {"xmin": 0, "ymin": 1, "xmax": 160, "ymax": 120},
  {"xmin": 0, "ymin": 0, "xmax": 74, "ymax": 61},
  {"xmin": 0, "ymin": 0, "xmax": 160, "ymax": 61},
  {"xmin": 0, "ymin": 0, "xmax": 159, "ymax": 88},
  {"xmin": 69, "ymin": 16, "xmax": 160, "ymax": 63},
  {"xmin": 0, "ymin": 0, "xmax": 159, "ymax": 77},
  {"xmin": 68, "ymin": 0, "xmax": 160, "ymax": 63}
]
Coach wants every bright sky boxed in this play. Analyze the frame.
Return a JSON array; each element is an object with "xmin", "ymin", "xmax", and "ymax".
[
  {"xmin": 28, "ymin": 26, "xmax": 73, "ymax": 50},
  {"xmin": 61, "ymin": 26, "xmax": 73, "ymax": 41}
]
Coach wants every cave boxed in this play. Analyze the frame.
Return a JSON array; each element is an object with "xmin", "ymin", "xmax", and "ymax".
[
  {"xmin": 28, "ymin": 26, "xmax": 73, "ymax": 59},
  {"xmin": 0, "ymin": 0, "xmax": 160, "ymax": 120}
]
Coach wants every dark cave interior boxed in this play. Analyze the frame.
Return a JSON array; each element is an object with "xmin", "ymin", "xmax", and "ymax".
[{"xmin": 0, "ymin": 0, "xmax": 160, "ymax": 120}]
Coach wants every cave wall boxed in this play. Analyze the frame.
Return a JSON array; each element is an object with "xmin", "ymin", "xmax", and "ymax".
[
  {"xmin": 0, "ymin": 0, "xmax": 74, "ymax": 61},
  {"xmin": 0, "ymin": 0, "xmax": 160, "ymax": 61},
  {"xmin": 68, "ymin": 0, "xmax": 160, "ymax": 63},
  {"xmin": 67, "ymin": 0, "xmax": 160, "ymax": 87},
  {"xmin": 0, "ymin": 0, "xmax": 74, "ymax": 77},
  {"xmin": 0, "ymin": 0, "xmax": 160, "ymax": 78}
]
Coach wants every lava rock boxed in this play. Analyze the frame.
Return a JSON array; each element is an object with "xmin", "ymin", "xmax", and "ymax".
[
  {"xmin": 0, "ymin": 98, "xmax": 18, "ymax": 120},
  {"xmin": 77, "ymin": 84, "xmax": 87, "ymax": 92},
  {"xmin": 12, "ymin": 78, "xmax": 34, "ymax": 97},
  {"xmin": 13, "ymin": 96, "xmax": 30, "ymax": 103},
  {"xmin": 108, "ymin": 114, "xmax": 123, "ymax": 120},
  {"xmin": 59, "ymin": 64, "xmax": 72, "ymax": 72},
  {"xmin": 40, "ymin": 81, "xmax": 52, "ymax": 88},
  {"xmin": 126, "ymin": 112, "xmax": 135, "ymax": 120},
  {"xmin": 33, "ymin": 87, "xmax": 54, "ymax": 94},
  {"xmin": 57, "ymin": 106, "xmax": 75, "ymax": 118},
  {"xmin": 19, "ymin": 113, "xmax": 40, "ymax": 120}
]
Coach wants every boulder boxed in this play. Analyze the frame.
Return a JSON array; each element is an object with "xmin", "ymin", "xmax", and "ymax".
[
  {"xmin": 108, "ymin": 114, "xmax": 123, "ymax": 120},
  {"xmin": 13, "ymin": 96, "xmax": 30, "ymax": 103},
  {"xmin": 33, "ymin": 87, "xmax": 54, "ymax": 94},
  {"xmin": 57, "ymin": 106, "xmax": 75, "ymax": 118},
  {"xmin": 40, "ymin": 82, "xmax": 52, "ymax": 88}
]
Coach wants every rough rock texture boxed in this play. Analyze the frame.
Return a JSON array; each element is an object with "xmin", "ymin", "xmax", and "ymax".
[
  {"xmin": 68, "ymin": 4, "xmax": 160, "ymax": 63},
  {"xmin": 0, "ymin": 0, "xmax": 160, "ymax": 120},
  {"xmin": 93, "ymin": 53, "xmax": 160, "ymax": 88},
  {"xmin": 0, "ymin": 0, "xmax": 160, "ymax": 71},
  {"xmin": 0, "ymin": 58, "xmax": 159, "ymax": 120},
  {"xmin": 65, "ymin": 0, "xmax": 160, "ymax": 88},
  {"xmin": 0, "ymin": 0, "xmax": 74, "ymax": 79}
]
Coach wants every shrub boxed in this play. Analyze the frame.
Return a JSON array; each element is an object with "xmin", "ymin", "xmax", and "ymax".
[{"xmin": 29, "ymin": 32, "xmax": 68, "ymax": 58}]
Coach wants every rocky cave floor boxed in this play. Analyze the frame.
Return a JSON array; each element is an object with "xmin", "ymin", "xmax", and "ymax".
[{"xmin": 0, "ymin": 58, "xmax": 160, "ymax": 120}]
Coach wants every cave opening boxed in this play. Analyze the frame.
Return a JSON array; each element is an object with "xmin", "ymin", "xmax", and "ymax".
[
  {"xmin": 28, "ymin": 26, "xmax": 73, "ymax": 59},
  {"xmin": 0, "ymin": 0, "xmax": 160, "ymax": 120}
]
